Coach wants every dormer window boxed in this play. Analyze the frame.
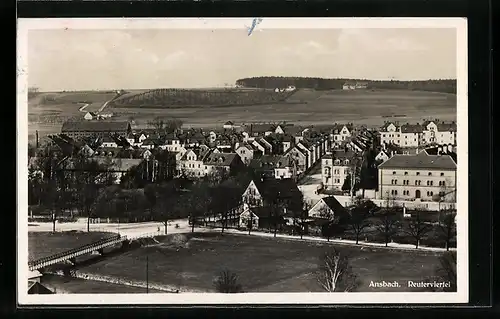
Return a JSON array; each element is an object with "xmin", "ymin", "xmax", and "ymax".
[
  {"xmin": 428, "ymin": 172, "xmax": 432, "ymax": 176},
  {"xmin": 334, "ymin": 160, "xmax": 340, "ymax": 165},
  {"xmin": 404, "ymin": 172, "xmax": 408, "ymax": 175},
  {"xmin": 416, "ymin": 172, "xmax": 420, "ymax": 176},
  {"xmin": 440, "ymin": 172, "xmax": 444, "ymax": 176},
  {"xmin": 344, "ymin": 160, "xmax": 350, "ymax": 165},
  {"xmin": 392, "ymin": 171, "xmax": 396, "ymax": 175}
]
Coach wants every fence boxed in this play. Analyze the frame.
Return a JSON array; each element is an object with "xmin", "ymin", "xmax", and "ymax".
[{"xmin": 29, "ymin": 234, "xmax": 125, "ymax": 271}]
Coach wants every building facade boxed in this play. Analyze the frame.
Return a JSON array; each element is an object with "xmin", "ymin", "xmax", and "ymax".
[{"xmin": 377, "ymin": 150, "xmax": 457, "ymax": 203}]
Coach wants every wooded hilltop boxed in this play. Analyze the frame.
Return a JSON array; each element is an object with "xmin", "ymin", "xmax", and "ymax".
[{"xmin": 235, "ymin": 77, "xmax": 456, "ymax": 94}]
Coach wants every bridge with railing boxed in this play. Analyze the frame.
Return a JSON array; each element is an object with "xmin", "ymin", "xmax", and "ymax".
[{"xmin": 28, "ymin": 234, "xmax": 128, "ymax": 271}]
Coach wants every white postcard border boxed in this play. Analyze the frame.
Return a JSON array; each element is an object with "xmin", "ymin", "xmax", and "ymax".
[{"xmin": 17, "ymin": 17, "xmax": 468, "ymax": 305}]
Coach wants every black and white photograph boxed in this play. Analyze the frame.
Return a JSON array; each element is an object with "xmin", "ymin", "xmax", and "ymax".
[{"xmin": 17, "ymin": 18, "xmax": 468, "ymax": 304}]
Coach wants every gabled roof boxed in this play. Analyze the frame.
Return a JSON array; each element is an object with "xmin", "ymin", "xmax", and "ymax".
[
  {"xmin": 378, "ymin": 150, "xmax": 456, "ymax": 170},
  {"xmin": 251, "ymin": 178, "xmax": 302, "ymax": 204},
  {"xmin": 203, "ymin": 152, "xmax": 239, "ymax": 166},
  {"xmin": 224, "ymin": 121, "xmax": 234, "ymax": 125},
  {"xmin": 321, "ymin": 196, "xmax": 349, "ymax": 216},
  {"xmin": 250, "ymin": 124, "xmax": 275, "ymax": 133},
  {"xmin": 61, "ymin": 121, "xmax": 130, "ymax": 133}
]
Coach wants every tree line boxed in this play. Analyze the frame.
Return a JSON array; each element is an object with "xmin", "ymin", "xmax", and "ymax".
[{"xmin": 235, "ymin": 77, "xmax": 456, "ymax": 94}]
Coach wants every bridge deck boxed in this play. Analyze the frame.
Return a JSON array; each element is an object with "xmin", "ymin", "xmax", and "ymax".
[{"xmin": 29, "ymin": 235, "xmax": 127, "ymax": 271}]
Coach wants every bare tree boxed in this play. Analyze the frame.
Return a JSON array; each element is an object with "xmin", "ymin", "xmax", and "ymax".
[
  {"xmin": 316, "ymin": 248, "xmax": 358, "ymax": 292},
  {"xmin": 403, "ymin": 210, "xmax": 432, "ymax": 249},
  {"xmin": 165, "ymin": 118, "xmax": 183, "ymax": 134},
  {"xmin": 292, "ymin": 199, "xmax": 312, "ymax": 239},
  {"xmin": 213, "ymin": 269, "xmax": 243, "ymax": 293},
  {"xmin": 347, "ymin": 201, "xmax": 371, "ymax": 245},
  {"xmin": 147, "ymin": 116, "xmax": 166, "ymax": 133},
  {"xmin": 376, "ymin": 209, "xmax": 401, "ymax": 247},
  {"xmin": 438, "ymin": 210, "xmax": 457, "ymax": 251}
]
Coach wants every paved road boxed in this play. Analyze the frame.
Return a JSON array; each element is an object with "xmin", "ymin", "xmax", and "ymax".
[{"xmin": 28, "ymin": 219, "xmax": 193, "ymax": 238}]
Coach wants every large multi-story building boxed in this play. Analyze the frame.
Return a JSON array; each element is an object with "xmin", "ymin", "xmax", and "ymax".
[
  {"xmin": 379, "ymin": 120, "xmax": 457, "ymax": 148},
  {"xmin": 61, "ymin": 121, "xmax": 132, "ymax": 139},
  {"xmin": 377, "ymin": 150, "xmax": 457, "ymax": 203},
  {"xmin": 321, "ymin": 149, "xmax": 360, "ymax": 191}
]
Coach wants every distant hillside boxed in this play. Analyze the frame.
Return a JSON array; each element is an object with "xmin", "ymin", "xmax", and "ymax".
[{"xmin": 235, "ymin": 77, "xmax": 456, "ymax": 94}]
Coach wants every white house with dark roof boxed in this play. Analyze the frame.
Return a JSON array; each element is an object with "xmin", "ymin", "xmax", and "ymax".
[
  {"xmin": 331, "ymin": 124, "xmax": 353, "ymax": 147},
  {"xmin": 380, "ymin": 120, "xmax": 457, "ymax": 148},
  {"xmin": 377, "ymin": 150, "xmax": 457, "ymax": 203},
  {"xmin": 235, "ymin": 143, "xmax": 255, "ymax": 165},
  {"xmin": 321, "ymin": 150, "xmax": 359, "ymax": 191},
  {"xmin": 422, "ymin": 120, "xmax": 457, "ymax": 146},
  {"xmin": 308, "ymin": 196, "xmax": 349, "ymax": 220}
]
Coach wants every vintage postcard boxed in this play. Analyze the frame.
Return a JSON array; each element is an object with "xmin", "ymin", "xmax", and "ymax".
[{"xmin": 17, "ymin": 18, "xmax": 468, "ymax": 305}]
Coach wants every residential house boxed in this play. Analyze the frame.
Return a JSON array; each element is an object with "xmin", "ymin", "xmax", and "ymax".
[
  {"xmin": 377, "ymin": 150, "xmax": 457, "ymax": 203},
  {"xmin": 140, "ymin": 137, "xmax": 161, "ymax": 150},
  {"xmin": 331, "ymin": 124, "xmax": 353, "ymax": 148},
  {"xmin": 250, "ymin": 155, "xmax": 296, "ymax": 180},
  {"xmin": 83, "ymin": 112, "xmax": 97, "ymax": 121},
  {"xmin": 399, "ymin": 123, "xmax": 423, "ymax": 147},
  {"xmin": 252, "ymin": 137, "xmax": 272, "ymax": 155},
  {"xmin": 163, "ymin": 133, "xmax": 184, "ymax": 153},
  {"xmin": 282, "ymin": 134, "xmax": 294, "ymax": 154},
  {"xmin": 178, "ymin": 148, "xmax": 214, "ymax": 178},
  {"xmin": 283, "ymin": 145, "xmax": 308, "ymax": 173},
  {"xmin": 100, "ymin": 135, "xmax": 119, "ymax": 148},
  {"xmin": 375, "ymin": 150, "xmax": 390, "ymax": 163},
  {"xmin": 241, "ymin": 178, "xmax": 303, "ymax": 214},
  {"xmin": 321, "ymin": 149, "xmax": 359, "ymax": 191},
  {"xmin": 203, "ymin": 152, "xmax": 244, "ymax": 176},
  {"xmin": 235, "ymin": 143, "xmax": 255, "ymax": 165},
  {"xmin": 308, "ymin": 196, "xmax": 349, "ymax": 220},
  {"xmin": 61, "ymin": 121, "xmax": 132, "ymax": 139},
  {"xmin": 380, "ymin": 120, "xmax": 457, "ymax": 148},
  {"xmin": 379, "ymin": 122, "xmax": 400, "ymax": 147},
  {"xmin": 296, "ymin": 140, "xmax": 314, "ymax": 169},
  {"xmin": 422, "ymin": 120, "xmax": 457, "ymax": 146},
  {"xmin": 248, "ymin": 123, "xmax": 275, "ymax": 137}
]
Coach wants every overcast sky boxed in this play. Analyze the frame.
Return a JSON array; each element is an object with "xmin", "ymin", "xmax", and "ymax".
[{"xmin": 28, "ymin": 28, "xmax": 457, "ymax": 92}]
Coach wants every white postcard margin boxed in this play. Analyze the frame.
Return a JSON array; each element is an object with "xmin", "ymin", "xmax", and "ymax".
[{"xmin": 17, "ymin": 17, "xmax": 468, "ymax": 305}]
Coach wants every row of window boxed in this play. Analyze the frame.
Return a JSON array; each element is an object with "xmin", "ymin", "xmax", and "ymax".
[
  {"xmin": 393, "ymin": 171, "xmax": 446, "ymax": 176},
  {"xmin": 324, "ymin": 159, "xmax": 350, "ymax": 165},
  {"xmin": 391, "ymin": 190, "xmax": 445, "ymax": 197},
  {"xmin": 391, "ymin": 179, "xmax": 446, "ymax": 186},
  {"xmin": 324, "ymin": 168, "xmax": 349, "ymax": 175}
]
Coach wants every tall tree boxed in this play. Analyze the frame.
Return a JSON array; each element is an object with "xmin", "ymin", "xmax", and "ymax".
[
  {"xmin": 375, "ymin": 209, "xmax": 400, "ymax": 247},
  {"xmin": 403, "ymin": 210, "xmax": 432, "ymax": 249},
  {"xmin": 147, "ymin": 116, "xmax": 165, "ymax": 133},
  {"xmin": 347, "ymin": 201, "xmax": 371, "ymax": 245},
  {"xmin": 72, "ymin": 155, "xmax": 107, "ymax": 232}
]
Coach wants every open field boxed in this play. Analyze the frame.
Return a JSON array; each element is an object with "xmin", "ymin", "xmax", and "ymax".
[
  {"xmin": 28, "ymin": 231, "xmax": 117, "ymax": 262},
  {"xmin": 27, "ymin": 91, "xmax": 118, "ymax": 142},
  {"xmin": 27, "ymin": 88, "xmax": 457, "ymax": 141},
  {"xmin": 110, "ymin": 88, "xmax": 456, "ymax": 129},
  {"xmin": 79, "ymin": 232, "xmax": 444, "ymax": 293}
]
